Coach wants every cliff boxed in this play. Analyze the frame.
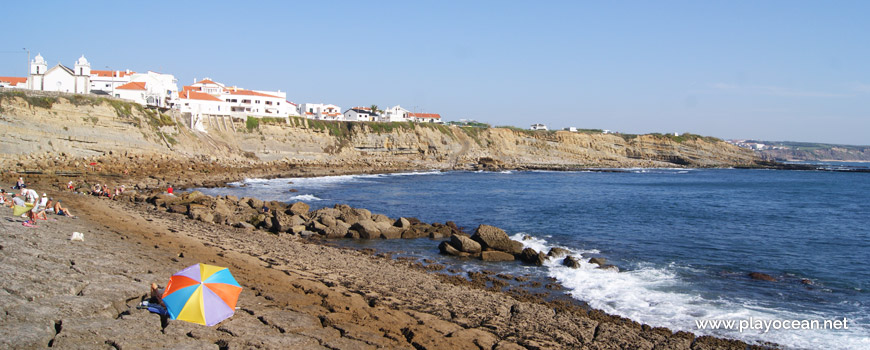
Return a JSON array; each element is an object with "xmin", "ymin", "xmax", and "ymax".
[{"xmin": 0, "ymin": 90, "xmax": 761, "ymax": 173}]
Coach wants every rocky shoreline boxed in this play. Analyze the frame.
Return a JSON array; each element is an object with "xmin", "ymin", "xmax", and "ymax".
[{"xmin": 0, "ymin": 171, "xmax": 779, "ymax": 349}]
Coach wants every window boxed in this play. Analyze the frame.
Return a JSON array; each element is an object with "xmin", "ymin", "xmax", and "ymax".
[
  {"xmin": 265, "ymin": 101, "xmax": 272, "ymax": 105},
  {"xmin": 255, "ymin": 100, "xmax": 260, "ymax": 104},
  {"xmin": 242, "ymin": 99, "xmax": 251, "ymax": 104}
]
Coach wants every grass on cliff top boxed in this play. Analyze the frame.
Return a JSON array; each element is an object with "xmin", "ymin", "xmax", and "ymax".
[
  {"xmin": 0, "ymin": 90, "xmax": 58, "ymax": 109},
  {"xmin": 620, "ymin": 132, "xmax": 722, "ymax": 143}
]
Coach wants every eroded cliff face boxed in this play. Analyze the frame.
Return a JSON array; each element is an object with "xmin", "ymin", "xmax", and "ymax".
[{"xmin": 0, "ymin": 90, "xmax": 760, "ymax": 172}]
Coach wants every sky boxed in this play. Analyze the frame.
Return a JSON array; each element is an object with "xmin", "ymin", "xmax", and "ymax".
[{"xmin": 2, "ymin": 1, "xmax": 869, "ymax": 145}]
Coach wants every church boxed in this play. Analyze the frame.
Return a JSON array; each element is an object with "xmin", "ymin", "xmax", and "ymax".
[{"xmin": 27, "ymin": 54, "xmax": 91, "ymax": 94}]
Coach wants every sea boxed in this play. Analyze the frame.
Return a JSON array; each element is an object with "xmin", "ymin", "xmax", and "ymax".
[{"xmin": 195, "ymin": 165, "xmax": 870, "ymax": 349}]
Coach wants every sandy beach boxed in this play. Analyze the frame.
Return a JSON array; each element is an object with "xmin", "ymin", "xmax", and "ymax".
[{"xmin": 0, "ymin": 172, "xmax": 765, "ymax": 350}]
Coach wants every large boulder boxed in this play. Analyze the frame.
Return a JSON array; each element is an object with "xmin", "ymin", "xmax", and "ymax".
[
  {"xmin": 288, "ymin": 201, "xmax": 310, "ymax": 215},
  {"xmin": 351, "ymin": 220, "xmax": 381, "ymax": 239},
  {"xmin": 380, "ymin": 227, "xmax": 403, "ymax": 239},
  {"xmin": 188, "ymin": 204, "xmax": 214, "ymax": 223},
  {"xmin": 401, "ymin": 227, "xmax": 428, "ymax": 239},
  {"xmin": 272, "ymin": 212, "xmax": 306, "ymax": 233},
  {"xmin": 519, "ymin": 248, "xmax": 547, "ymax": 266},
  {"xmin": 563, "ymin": 256, "xmax": 581, "ymax": 268},
  {"xmin": 471, "ymin": 225, "xmax": 516, "ymax": 253},
  {"xmin": 371, "ymin": 214, "xmax": 392, "ymax": 225},
  {"xmin": 394, "ymin": 217, "xmax": 412, "ymax": 230},
  {"xmin": 438, "ymin": 241, "xmax": 468, "ymax": 257},
  {"xmin": 588, "ymin": 257, "xmax": 606, "ymax": 267},
  {"xmin": 450, "ymin": 235, "xmax": 482, "ymax": 254},
  {"xmin": 481, "ymin": 251, "xmax": 515, "ymax": 262},
  {"xmin": 212, "ymin": 200, "xmax": 233, "ymax": 225},
  {"xmin": 243, "ymin": 197, "xmax": 264, "ymax": 210},
  {"xmin": 322, "ymin": 220, "xmax": 351, "ymax": 238},
  {"xmin": 547, "ymin": 247, "xmax": 571, "ymax": 258},
  {"xmin": 312, "ymin": 207, "xmax": 341, "ymax": 220}
]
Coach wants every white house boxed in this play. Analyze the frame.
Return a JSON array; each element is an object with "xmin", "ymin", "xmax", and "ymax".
[
  {"xmin": 111, "ymin": 71, "xmax": 178, "ymax": 108},
  {"xmin": 0, "ymin": 77, "xmax": 27, "ymax": 88},
  {"xmin": 378, "ymin": 105, "xmax": 410, "ymax": 122},
  {"xmin": 27, "ymin": 54, "xmax": 90, "ymax": 94},
  {"xmin": 530, "ymin": 123, "xmax": 548, "ymax": 131},
  {"xmin": 299, "ymin": 103, "xmax": 343, "ymax": 120},
  {"xmin": 343, "ymin": 107, "xmax": 377, "ymax": 122},
  {"xmin": 408, "ymin": 112, "xmax": 442, "ymax": 123},
  {"xmin": 89, "ymin": 69, "xmax": 135, "ymax": 95},
  {"xmin": 222, "ymin": 87, "xmax": 297, "ymax": 119}
]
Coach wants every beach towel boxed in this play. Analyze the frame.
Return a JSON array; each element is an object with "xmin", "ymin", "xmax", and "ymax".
[{"xmin": 13, "ymin": 203, "xmax": 34, "ymax": 217}]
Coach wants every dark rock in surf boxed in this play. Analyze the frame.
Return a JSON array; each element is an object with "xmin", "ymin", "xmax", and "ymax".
[{"xmin": 748, "ymin": 272, "xmax": 776, "ymax": 282}]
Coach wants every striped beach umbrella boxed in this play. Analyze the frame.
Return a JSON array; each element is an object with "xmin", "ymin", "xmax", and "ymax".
[{"xmin": 162, "ymin": 263, "xmax": 242, "ymax": 326}]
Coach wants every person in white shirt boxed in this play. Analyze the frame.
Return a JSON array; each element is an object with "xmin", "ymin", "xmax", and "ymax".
[{"xmin": 21, "ymin": 188, "xmax": 39, "ymax": 204}]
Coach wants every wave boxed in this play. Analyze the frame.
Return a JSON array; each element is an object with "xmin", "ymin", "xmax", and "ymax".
[
  {"xmin": 512, "ymin": 233, "xmax": 869, "ymax": 350},
  {"xmin": 288, "ymin": 194, "xmax": 322, "ymax": 201}
]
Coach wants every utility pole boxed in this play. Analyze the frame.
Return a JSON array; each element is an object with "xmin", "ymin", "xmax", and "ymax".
[
  {"xmin": 106, "ymin": 66, "xmax": 114, "ymax": 97},
  {"xmin": 23, "ymin": 48, "xmax": 29, "ymax": 89}
]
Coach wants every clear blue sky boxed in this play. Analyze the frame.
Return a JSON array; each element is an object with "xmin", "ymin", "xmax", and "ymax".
[{"xmin": 2, "ymin": 1, "xmax": 868, "ymax": 145}]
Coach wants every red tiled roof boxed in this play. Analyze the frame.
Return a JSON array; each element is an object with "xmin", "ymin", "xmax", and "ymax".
[
  {"xmin": 116, "ymin": 81, "xmax": 146, "ymax": 90},
  {"xmin": 224, "ymin": 89, "xmax": 280, "ymax": 99},
  {"xmin": 0, "ymin": 77, "xmax": 27, "ymax": 85},
  {"xmin": 409, "ymin": 112, "xmax": 441, "ymax": 119},
  {"xmin": 195, "ymin": 79, "xmax": 219, "ymax": 85},
  {"xmin": 180, "ymin": 90, "xmax": 222, "ymax": 101},
  {"xmin": 91, "ymin": 70, "xmax": 135, "ymax": 78},
  {"xmin": 286, "ymin": 100, "xmax": 297, "ymax": 106}
]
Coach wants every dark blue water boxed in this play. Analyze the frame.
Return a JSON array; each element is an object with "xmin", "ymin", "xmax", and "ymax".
[{"xmin": 196, "ymin": 168, "xmax": 870, "ymax": 349}]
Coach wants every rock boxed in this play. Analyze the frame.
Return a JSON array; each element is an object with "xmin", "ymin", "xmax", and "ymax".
[
  {"xmin": 547, "ymin": 247, "xmax": 571, "ymax": 258},
  {"xmin": 290, "ymin": 225, "xmax": 307, "ymax": 234},
  {"xmin": 225, "ymin": 195, "xmax": 239, "ymax": 202},
  {"xmin": 749, "ymin": 272, "xmax": 776, "ymax": 282},
  {"xmin": 371, "ymin": 214, "xmax": 392, "ymax": 224},
  {"xmin": 272, "ymin": 212, "xmax": 305, "ymax": 233},
  {"xmin": 471, "ymin": 224, "xmax": 516, "ymax": 253},
  {"xmin": 429, "ymin": 225, "xmax": 453, "ymax": 239},
  {"xmin": 188, "ymin": 205, "xmax": 213, "ymax": 223},
  {"xmin": 322, "ymin": 220, "xmax": 351, "ymax": 238},
  {"xmin": 401, "ymin": 228, "xmax": 428, "ymax": 239},
  {"xmin": 507, "ymin": 240, "xmax": 524, "ymax": 255},
  {"xmin": 288, "ymin": 201, "xmax": 310, "ymax": 215},
  {"xmin": 312, "ymin": 207, "xmax": 340, "ymax": 220},
  {"xmin": 168, "ymin": 204, "xmax": 188, "ymax": 214},
  {"xmin": 446, "ymin": 221, "xmax": 460, "ymax": 232},
  {"xmin": 319, "ymin": 215, "xmax": 337, "ymax": 228},
  {"xmin": 598, "ymin": 264, "xmax": 619, "ymax": 272},
  {"xmin": 481, "ymin": 251, "xmax": 515, "ymax": 262},
  {"xmin": 394, "ymin": 217, "xmax": 411, "ymax": 229},
  {"xmin": 244, "ymin": 197, "xmax": 264, "ymax": 210},
  {"xmin": 519, "ymin": 248, "xmax": 547, "ymax": 266},
  {"xmin": 351, "ymin": 220, "xmax": 381, "ymax": 239},
  {"xmin": 588, "ymin": 257, "xmax": 607, "ymax": 267},
  {"xmin": 450, "ymin": 235, "xmax": 482, "ymax": 254},
  {"xmin": 380, "ymin": 226, "xmax": 404, "ymax": 239},
  {"xmin": 235, "ymin": 222, "xmax": 255, "ymax": 230},
  {"xmin": 800, "ymin": 279, "xmax": 813, "ymax": 285},
  {"xmin": 438, "ymin": 241, "xmax": 468, "ymax": 257},
  {"xmin": 563, "ymin": 256, "xmax": 581, "ymax": 268}
]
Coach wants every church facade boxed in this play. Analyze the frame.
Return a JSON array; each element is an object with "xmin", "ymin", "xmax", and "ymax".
[{"xmin": 28, "ymin": 54, "xmax": 90, "ymax": 94}]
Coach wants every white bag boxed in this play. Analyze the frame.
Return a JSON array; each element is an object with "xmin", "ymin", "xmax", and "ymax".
[{"xmin": 70, "ymin": 232, "xmax": 84, "ymax": 241}]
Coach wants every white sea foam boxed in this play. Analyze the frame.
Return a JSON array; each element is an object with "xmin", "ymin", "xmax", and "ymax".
[
  {"xmin": 514, "ymin": 233, "xmax": 868, "ymax": 350},
  {"xmin": 288, "ymin": 194, "xmax": 322, "ymax": 201}
]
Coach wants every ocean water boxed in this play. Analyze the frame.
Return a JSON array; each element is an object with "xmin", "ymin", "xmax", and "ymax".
[{"xmin": 196, "ymin": 168, "xmax": 870, "ymax": 349}]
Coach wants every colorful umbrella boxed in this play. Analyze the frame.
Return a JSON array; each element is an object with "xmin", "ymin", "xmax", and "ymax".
[{"xmin": 161, "ymin": 263, "xmax": 242, "ymax": 326}]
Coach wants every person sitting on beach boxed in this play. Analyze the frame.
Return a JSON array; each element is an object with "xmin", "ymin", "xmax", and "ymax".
[
  {"xmin": 0, "ymin": 189, "xmax": 6, "ymax": 205},
  {"xmin": 8, "ymin": 193, "xmax": 24, "ymax": 208},
  {"xmin": 92, "ymin": 183, "xmax": 102, "ymax": 196},
  {"xmin": 13, "ymin": 177, "xmax": 25, "ymax": 190},
  {"xmin": 21, "ymin": 188, "xmax": 39, "ymax": 205},
  {"xmin": 67, "ymin": 181, "xmax": 75, "ymax": 191},
  {"xmin": 167, "ymin": 185, "xmax": 174, "ymax": 195},
  {"xmin": 33, "ymin": 194, "xmax": 50, "ymax": 220},
  {"xmin": 53, "ymin": 200, "xmax": 75, "ymax": 218}
]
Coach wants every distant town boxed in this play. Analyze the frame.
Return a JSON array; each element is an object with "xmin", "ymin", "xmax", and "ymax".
[{"xmin": 0, "ymin": 54, "xmax": 453, "ymax": 132}]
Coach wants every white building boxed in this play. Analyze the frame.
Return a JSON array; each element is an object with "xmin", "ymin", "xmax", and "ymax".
[
  {"xmin": 408, "ymin": 112, "xmax": 442, "ymax": 123},
  {"xmin": 299, "ymin": 103, "xmax": 343, "ymax": 120},
  {"xmin": 111, "ymin": 71, "xmax": 178, "ymax": 108},
  {"xmin": 0, "ymin": 77, "xmax": 27, "ymax": 88},
  {"xmin": 378, "ymin": 105, "xmax": 410, "ymax": 122},
  {"xmin": 530, "ymin": 123, "xmax": 548, "ymax": 131},
  {"xmin": 89, "ymin": 69, "xmax": 135, "ymax": 95},
  {"xmin": 343, "ymin": 107, "xmax": 377, "ymax": 122},
  {"xmin": 222, "ymin": 87, "xmax": 297, "ymax": 119},
  {"xmin": 27, "ymin": 54, "xmax": 90, "ymax": 94}
]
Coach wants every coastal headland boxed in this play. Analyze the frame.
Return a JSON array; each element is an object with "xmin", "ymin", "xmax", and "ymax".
[{"xmin": 1, "ymin": 90, "xmax": 772, "ymax": 348}]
